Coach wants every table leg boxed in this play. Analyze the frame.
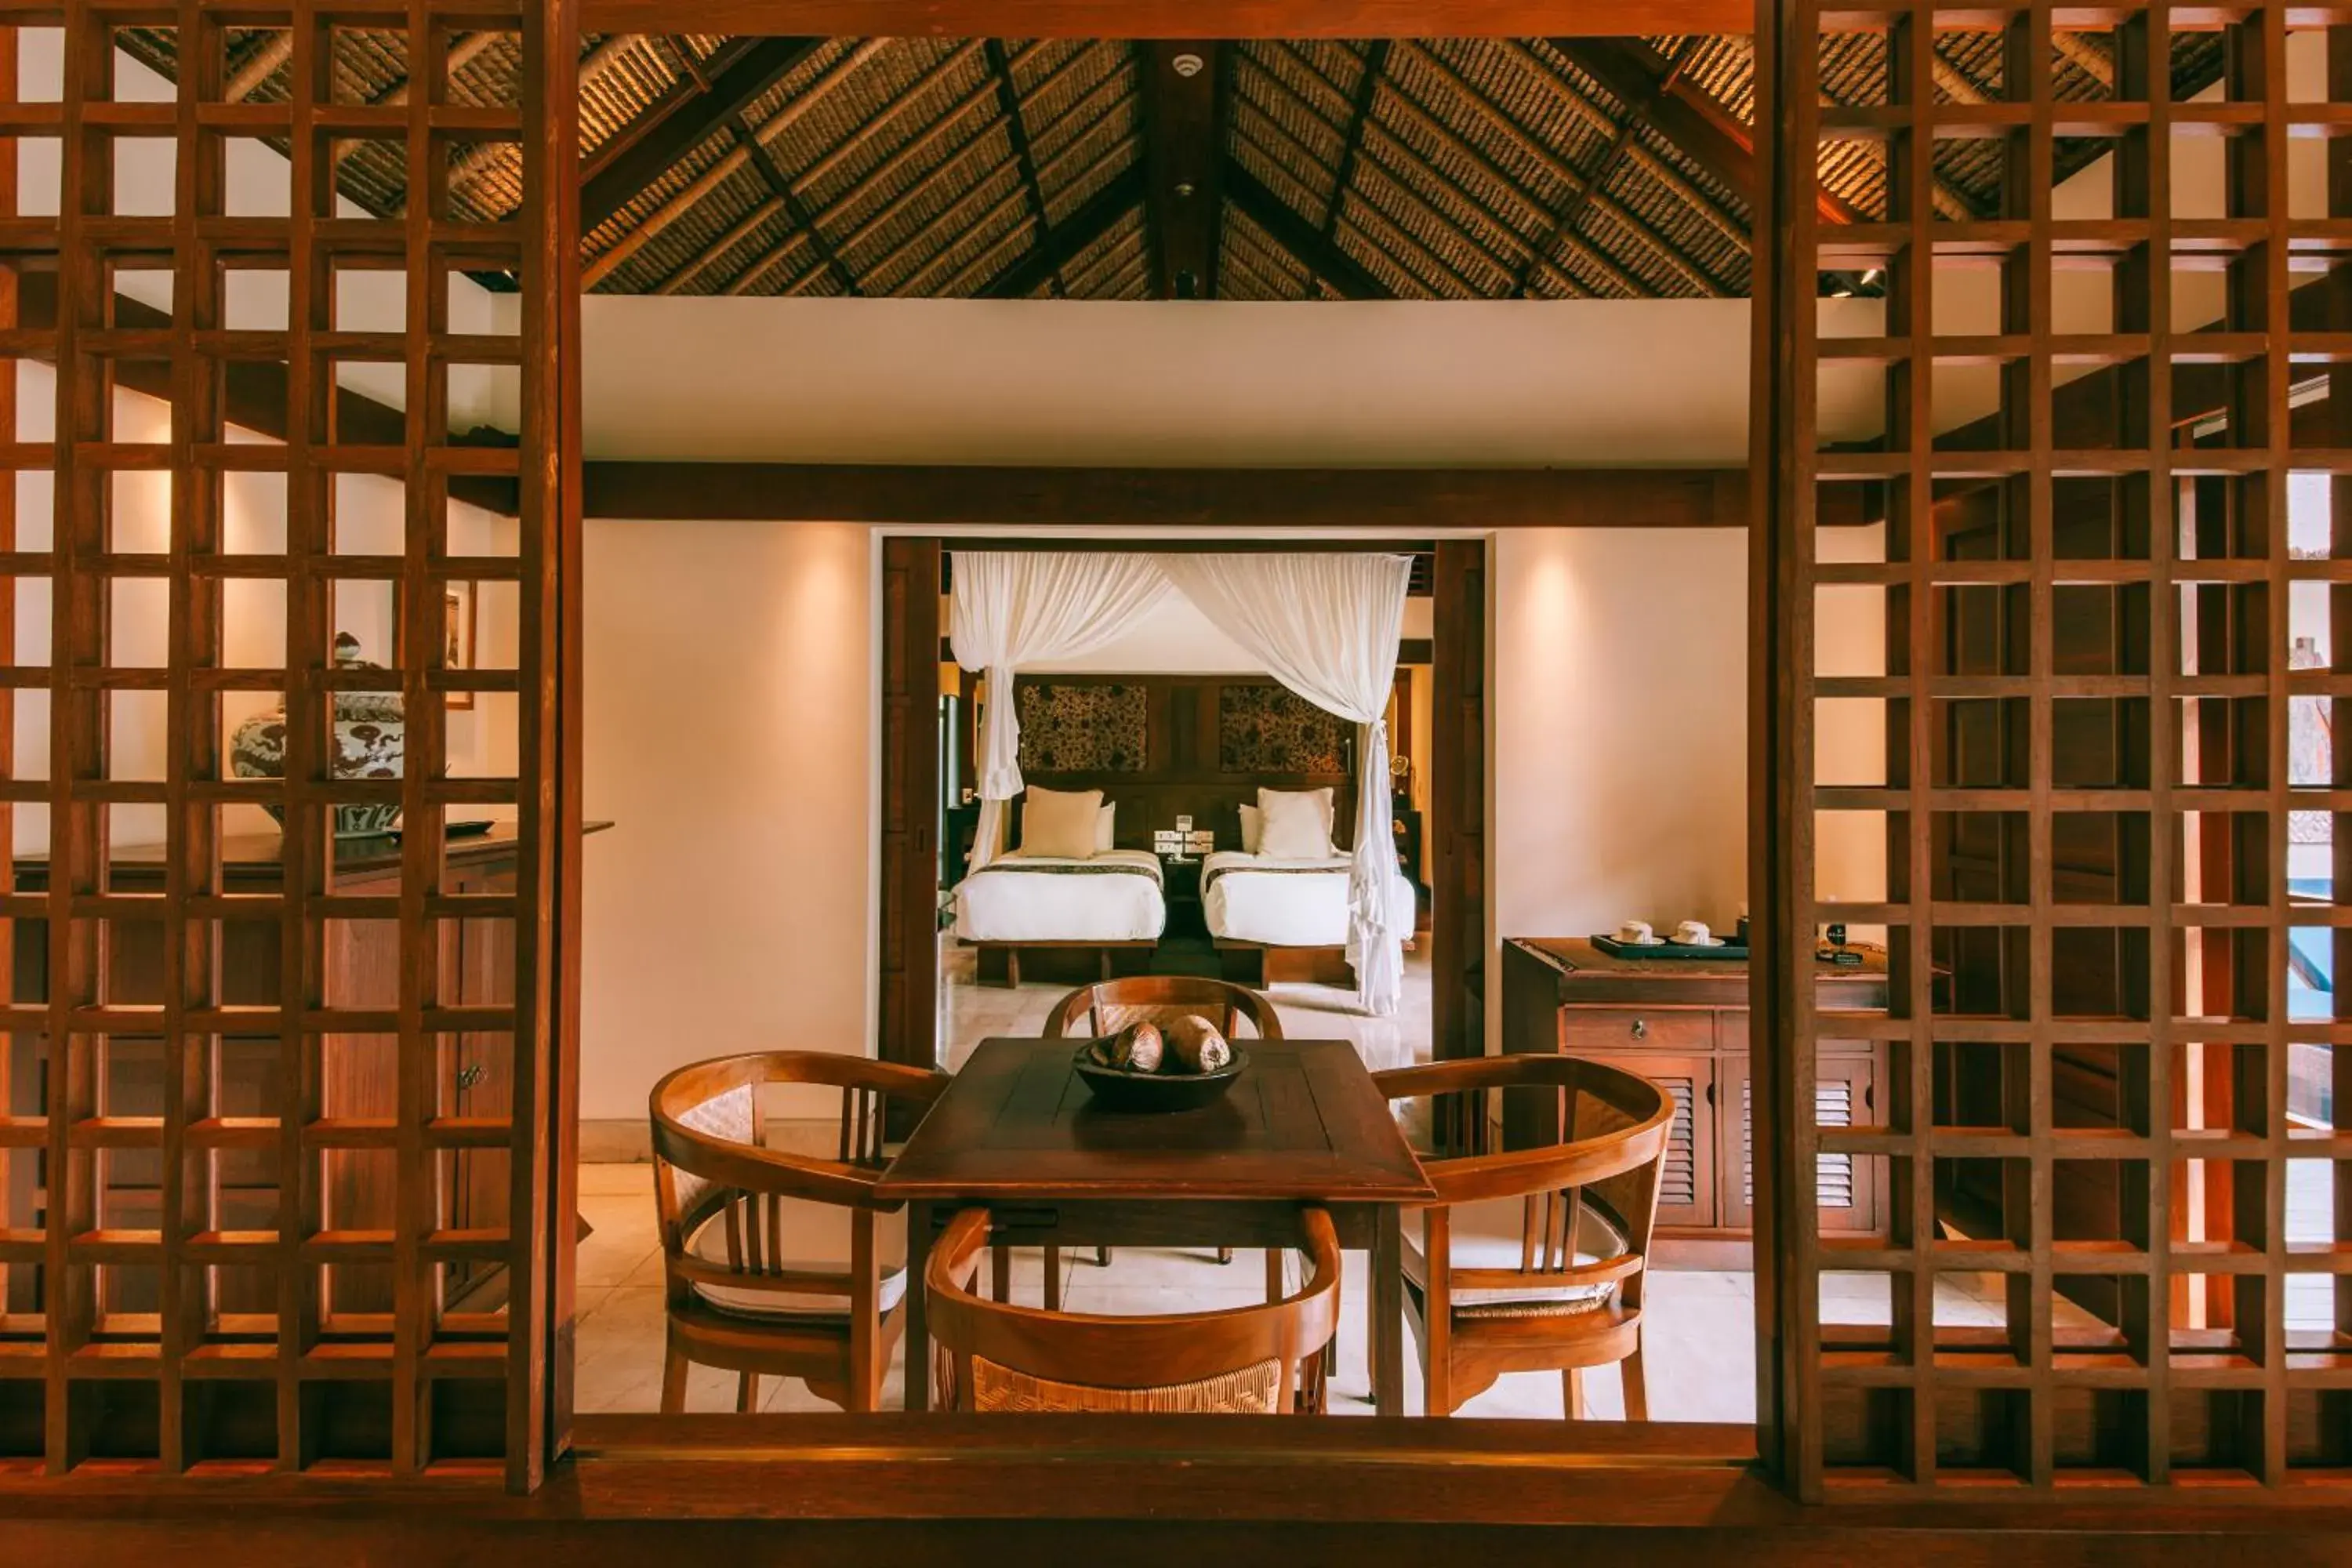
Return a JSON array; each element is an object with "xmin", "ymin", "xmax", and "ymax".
[
  {"xmin": 904, "ymin": 1200, "xmax": 933, "ymax": 1413},
  {"xmin": 1372, "ymin": 1203, "xmax": 1404, "ymax": 1417}
]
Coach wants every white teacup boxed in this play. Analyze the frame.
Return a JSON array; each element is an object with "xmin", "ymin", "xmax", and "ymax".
[
  {"xmin": 1674, "ymin": 920, "xmax": 1716, "ymax": 946},
  {"xmin": 1617, "ymin": 920, "xmax": 1656, "ymax": 946}
]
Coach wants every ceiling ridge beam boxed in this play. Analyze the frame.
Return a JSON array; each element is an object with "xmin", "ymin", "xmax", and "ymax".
[
  {"xmin": 986, "ymin": 40, "xmax": 1062, "ymax": 296},
  {"xmin": 1225, "ymin": 159, "xmax": 1388, "ymax": 300},
  {"xmin": 1140, "ymin": 42, "xmax": 1228, "ymax": 299}
]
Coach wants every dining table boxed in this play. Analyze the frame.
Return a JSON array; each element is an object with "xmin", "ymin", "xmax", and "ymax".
[{"xmin": 875, "ymin": 1035, "xmax": 1437, "ymax": 1414}]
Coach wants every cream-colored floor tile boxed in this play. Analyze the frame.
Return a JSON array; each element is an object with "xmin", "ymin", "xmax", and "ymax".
[{"xmin": 577, "ymin": 1163, "xmax": 652, "ymax": 1197}]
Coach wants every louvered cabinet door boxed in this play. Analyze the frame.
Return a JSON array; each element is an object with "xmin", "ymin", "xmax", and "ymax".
[
  {"xmin": 1719, "ymin": 1054, "xmax": 1882, "ymax": 1235},
  {"xmin": 1584, "ymin": 1053, "xmax": 1714, "ymax": 1230}
]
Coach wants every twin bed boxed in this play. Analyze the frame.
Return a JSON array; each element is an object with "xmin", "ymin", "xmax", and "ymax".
[{"xmin": 954, "ymin": 807, "xmax": 1414, "ymax": 988}]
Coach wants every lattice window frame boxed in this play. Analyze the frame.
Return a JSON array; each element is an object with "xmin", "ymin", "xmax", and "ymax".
[
  {"xmin": 1758, "ymin": 0, "xmax": 2352, "ymax": 1497},
  {"xmin": 0, "ymin": 0, "xmax": 574, "ymax": 1485}
]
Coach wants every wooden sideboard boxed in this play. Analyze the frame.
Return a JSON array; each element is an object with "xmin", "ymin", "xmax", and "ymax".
[
  {"xmin": 2, "ymin": 822, "xmax": 607, "ymax": 1323},
  {"xmin": 1500, "ymin": 936, "xmax": 1890, "ymax": 1265}
]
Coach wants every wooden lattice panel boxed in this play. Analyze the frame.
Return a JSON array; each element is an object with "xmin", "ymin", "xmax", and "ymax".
[
  {"xmin": 1762, "ymin": 0, "xmax": 2352, "ymax": 1496},
  {"xmin": 0, "ymin": 0, "xmax": 572, "ymax": 1483}
]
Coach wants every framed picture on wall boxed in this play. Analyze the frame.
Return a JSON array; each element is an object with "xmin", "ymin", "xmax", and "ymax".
[{"xmin": 443, "ymin": 580, "xmax": 476, "ymax": 709}]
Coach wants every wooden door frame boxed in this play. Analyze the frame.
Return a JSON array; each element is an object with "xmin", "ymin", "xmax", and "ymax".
[{"xmin": 876, "ymin": 532, "xmax": 1489, "ymax": 1078}]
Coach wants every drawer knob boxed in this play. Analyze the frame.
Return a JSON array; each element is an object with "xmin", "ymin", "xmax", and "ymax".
[{"xmin": 1630, "ymin": 1018, "xmax": 1648, "ymax": 1040}]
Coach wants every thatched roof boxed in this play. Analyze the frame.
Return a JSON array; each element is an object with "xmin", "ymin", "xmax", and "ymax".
[{"xmin": 113, "ymin": 29, "xmax": 2226, "ymax": 301}]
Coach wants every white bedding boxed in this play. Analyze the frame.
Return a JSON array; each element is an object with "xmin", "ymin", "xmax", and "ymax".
[
  {"xmin": 953, "ymin": 850, "xmax": 1167, "ymax": 943},
  {"xmin": 1202, "ymin": 851, "xmax": 1415, "ymax": 949}
]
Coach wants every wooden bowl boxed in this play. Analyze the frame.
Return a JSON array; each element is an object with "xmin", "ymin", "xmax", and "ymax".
[{"xmin": 1071, "ymin": 1044, "xmax": 1250, "ymax": 1113}]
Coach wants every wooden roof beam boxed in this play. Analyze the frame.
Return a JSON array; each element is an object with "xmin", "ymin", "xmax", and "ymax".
[
  {"xmin": 1515, "ymin": 38, "xmax": 1715, "ymax": 296},
  {"xmin": 1140, "ymin": 42, "xmax": 1229, "ymax": 299},
  {"xmin": 984, "ymin": 163, "xmax": 1148, "ymax": 298},
  {"xmin": 583, "ymin": 39, "xmax": 887, "ymax": 288},
  {"xmin": 579, "ymin": 35, "xmax": 826, "ymax": 236},
  {"xmin": 577, "ymin": 1, "xmax": 1758, "ymax": 35},
  {"xmin": 1390, "ymin": 43, "xmax": 1682, "ymax": 296},
  {"xmin": 985, "ymin": 40, "xmax": 1062, "ymax": 296},
  {"xmin": 1323, "ymin": 40, "xmax": 1389, "ymax": 242},
  {"xmin": 712, "ymin": 41, "xmax": 1080, "ymax": 296},
  {"xmin": 1225, "ymin": 161, "xmax": 1389, "ymax": 300}
]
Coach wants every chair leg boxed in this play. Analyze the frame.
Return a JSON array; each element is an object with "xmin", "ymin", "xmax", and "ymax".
[
  {"xmin": 990, "ymin": 1243, "xmax": 1012, "ymax": 1302},
  {"xmin": 1563, "ymin": 1367, "xmax": 1585, "ymax": 1421},
  {"xmin": 1044, "ymin": 1246, "xmax": 1063, "ymax": 1310},
  {"xmin": 1215, "ymin": 1247, "xmax": 1233, "ymax": 1265},
  {"xmin": 737, "ymin": 1372, "xmax": 759, "ymax": 1413},
  {"xmin": 1265, "ymin": 1247, "xmax": 1285, "ymax": 1303},
  {"xmin": 660, "ymin": 1343, "xmax": 688, "ymax": 1415},
  {"xmin": 1091, "ymin": 1245, "xmax": 1111, "ymax": 1267},
  {"xmin": 1621, "ymin": 1344, "xmax": 1649, "ymax": 1422}
]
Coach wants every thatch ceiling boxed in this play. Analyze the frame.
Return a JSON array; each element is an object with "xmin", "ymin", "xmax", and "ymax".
[{"xmin": 114, "ymin": 29, "xmax": 2225, "ymax": 301}]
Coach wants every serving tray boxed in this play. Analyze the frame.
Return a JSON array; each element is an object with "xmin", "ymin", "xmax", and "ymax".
[{"xmin": 1591, "ymin": 933, "xmax": 1751, "ymax": 960}]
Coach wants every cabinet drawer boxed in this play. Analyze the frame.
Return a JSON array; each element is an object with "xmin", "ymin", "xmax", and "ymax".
[{"xmin": 1557, "ymin": 1007, "xmax": 1713, "ymax": 1054}]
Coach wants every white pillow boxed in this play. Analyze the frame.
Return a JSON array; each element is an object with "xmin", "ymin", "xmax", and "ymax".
[
  {"xmin": 1095, "ymin": 802, "xmax": 1116, "ymax": 853},
  {"xmin": 1238, "ymin": 803, "xmax": 1261, "ymax": 855},
  {"xmin": 1258, "ymin": 787, "xmax": 1335, "ymax": 859}
]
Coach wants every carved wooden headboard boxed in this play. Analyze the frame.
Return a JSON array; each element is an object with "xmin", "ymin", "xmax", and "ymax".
[{"xmin": 1004, "ymin": 673, "xmax": 1356, "ymax": 853}]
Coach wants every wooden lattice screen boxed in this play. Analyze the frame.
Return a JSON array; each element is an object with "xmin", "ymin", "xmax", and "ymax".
[
  {"xmin": 0, "ymin": 1, "xmax": 575, "ymax": 1483},
  {"xmin": 1759, "ymin": 0, "xmax": 2352, "ymax": 1497}
]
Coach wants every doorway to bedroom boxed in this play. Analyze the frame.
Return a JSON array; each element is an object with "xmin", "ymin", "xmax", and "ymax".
[{"xmin": 880, "ymin": 538, "xmax": 1475, "ymax": 1090}]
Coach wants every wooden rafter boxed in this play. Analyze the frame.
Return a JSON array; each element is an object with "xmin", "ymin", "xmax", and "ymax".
[
  {"xmin": 728, "ymin": 121, "xmax": 861, "ymax": 296},
  {"xmin": 1225, "ymin": 161, "xmax": 1387, "ymax": 300},
  {"xmin": 443, "ymin": 33, "xmax": 646, "ymax": 209},
  {"xmin": 1323, "ymin": 40, "xmax": 1388, "ymax": 241},
  {"xmin": 583, "ymin": 38, "xmax": 889, "ymax": 288},
  {"xmin": 1390, "ymin": 43, "xmax": 1666, "ymax": 297},
  {"xmin": 1243, "ymin": 57, "xmax": 1598, "ymax": 299},
  {"xmin": 1515, "ymin": 38, "xmax": 1715, "ymax": 297},
  {"xmin": 714, "ymin": 40, "xmax": 1089, "ymax": 297},
  {"xmin": 985, "ymin": 40, "xmax": 1060, "ymax": 296},
  {"xmin": 983, "ymin": 163, "xmax": 1147, "ymax": 298},
  {"xmin": 579, "ymin": 35, "xmax": 825, "ymax": 236},
  {"xmin": 1140, "ymin": 42, "xmax": 1227, "ymax": 298}
]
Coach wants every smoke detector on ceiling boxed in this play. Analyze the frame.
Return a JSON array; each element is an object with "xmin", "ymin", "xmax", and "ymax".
[{"xmin": 1171, "ymin": 52, "xmax": 1205, "ymax": 77}]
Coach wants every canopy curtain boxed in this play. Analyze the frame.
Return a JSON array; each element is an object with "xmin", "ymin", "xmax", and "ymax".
[
  {"xmin": 1155, "ymin": 554, "xmax": 1414, "ymax": 1016},
  {"xmin": 948, "ymin": 552, "xmax": 1171, "ymax": 870}
]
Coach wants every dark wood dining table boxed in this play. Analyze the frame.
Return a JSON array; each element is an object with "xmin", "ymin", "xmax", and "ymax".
[{"xmin": 875, "ymin": 1035, "xmax": 1436, "ymax": 1414}]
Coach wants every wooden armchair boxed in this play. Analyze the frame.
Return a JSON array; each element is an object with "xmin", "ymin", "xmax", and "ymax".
[
  {"xmin": 1372, "ymin": 1055, "xmax": 1673, "ymax": 1419},
  {"xmin": 648, "ymin": 1051, "xmax": 949, "ymax": 1413},
  {"xmin": 926, "ymin": 1204, "xmax": 1342, "ymax": 1414},
  {"xmin": 1039, "ymin": 975, "xmax": 1286, "ymax": 1275}
]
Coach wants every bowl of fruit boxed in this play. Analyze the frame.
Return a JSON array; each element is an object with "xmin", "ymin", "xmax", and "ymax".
[{"xmin": 1071, "ymin": 1015, "xmax": 1249, "ymax": 1112}]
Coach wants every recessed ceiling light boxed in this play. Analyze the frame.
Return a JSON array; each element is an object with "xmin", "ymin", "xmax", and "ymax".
[{"xmin": 1171, "ymin": 52, "xmax": 1205, "ymax": 78}]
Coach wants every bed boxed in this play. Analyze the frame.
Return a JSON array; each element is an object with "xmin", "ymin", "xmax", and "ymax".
[
  {"xmin": 1203, "ymin": 849, "xmax": 1416, "ymax": 985},
  {"xmin": 953, "ymin": 849, "xmax": 1167, "ymax": 987}
]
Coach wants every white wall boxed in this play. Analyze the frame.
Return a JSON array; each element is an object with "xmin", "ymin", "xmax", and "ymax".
[
  {"xmin": 579, "ymin": 519, "xmax": 873, "ymax": 1122},
  {"xmin": 1490, "ymin": 529, "xmax": 1751, "ymax": 949}
]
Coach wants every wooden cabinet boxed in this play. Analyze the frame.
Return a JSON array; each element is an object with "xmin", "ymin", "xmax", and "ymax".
[
  {"xmin": 1501, "ymin": 937, "xmax": 1891, "ymax": 1262},
  {"xmin": 5, "ymin": 823, "xmax": 583, "ymax": 1319}
]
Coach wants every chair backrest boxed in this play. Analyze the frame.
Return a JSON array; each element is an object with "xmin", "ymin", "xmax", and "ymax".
[
  {"xmin": 925, "ymin": 1206, "xmax": 1341, "ymax": 1414},
  {"xmin": 1040, "ymin": 975, "xmax": 1285, "ymax": 1043},
  {"xmin": 647, "ymin": 1052, "xmax": 949, "ymax": 1314},
  {"xmin": 1373, "ymin": 1055, "xmax": 1674, "ymax": 1305}
]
